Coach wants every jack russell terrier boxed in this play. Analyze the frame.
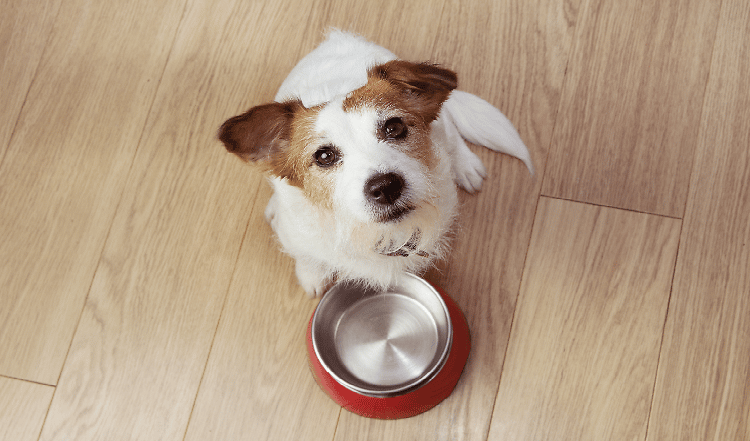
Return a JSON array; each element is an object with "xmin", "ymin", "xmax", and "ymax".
[{"xmin": 219, "ymin": 30, "xmax": 533, "ymax": 296}]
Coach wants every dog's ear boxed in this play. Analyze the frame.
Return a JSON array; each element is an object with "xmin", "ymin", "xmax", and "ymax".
[
  {"xmin": 218, "ymin": 100, "xmax": 301, "ymax": 163},
  {"xmin": 218, "ymin": 101, "xmax": 304, "ymax": 184},
  {"xmin": 370, "ymin": 60, "xmax": 458, "ymax": 123}
]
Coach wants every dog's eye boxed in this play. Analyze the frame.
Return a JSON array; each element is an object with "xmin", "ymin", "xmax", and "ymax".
[
  {"xmin": 383, "ymin": 117, "xmax": 407, "ymax": 140},
  {"xmin": 313, "ymin": 145, "xmax": 340, "ymax": 168}
]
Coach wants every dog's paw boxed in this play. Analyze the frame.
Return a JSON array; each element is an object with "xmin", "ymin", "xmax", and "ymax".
[
  {"xmin": 453, "ymin": 143, "xmax": 487, "ymax": 193},
  {"xmin": 295, "ymin": 259, "xmax": 333, "ymax": 298}
]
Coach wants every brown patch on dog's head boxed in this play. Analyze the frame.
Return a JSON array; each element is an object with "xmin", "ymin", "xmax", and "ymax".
[
  {"xmin": 219, "ymin": 100, "xmax": 311, "ymax": 187},
  {"xmin": 219, "ymin": 101, "xmax": 336, "ymax": 207},
  {"xmin": 344, "ymin": 60, "xmax": 457, "ymax": 124},
  {"xmin": 342, "ymin": 60, "xmax": 457, "ymax": 171},
  {"xmin": 288, "ymin": 110, "xmax": 338, "ymax": 209},
  {"xmin": 219, "ymin": 61, "xmax": 458, "ymax": 213}
]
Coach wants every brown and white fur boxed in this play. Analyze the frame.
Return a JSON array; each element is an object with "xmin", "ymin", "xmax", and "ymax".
[{"xmin": 219, "ymin": 30, "xmax": 533, "ymax": 296}]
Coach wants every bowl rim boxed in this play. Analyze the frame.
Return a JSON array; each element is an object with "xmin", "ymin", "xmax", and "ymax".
[{"xmin": 311, "ymin": 273, "xmax": 453, "ymax": 397}]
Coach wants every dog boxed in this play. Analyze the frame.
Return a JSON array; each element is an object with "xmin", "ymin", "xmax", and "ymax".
[{"xmin": 219, "ymin": 30, "xmax": 533, "ymax": 296}]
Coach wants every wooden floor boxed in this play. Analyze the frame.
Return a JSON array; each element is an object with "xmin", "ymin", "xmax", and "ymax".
[{"xmin": 1, "ymin": 0, "xmax": 748, "ymax": 439}]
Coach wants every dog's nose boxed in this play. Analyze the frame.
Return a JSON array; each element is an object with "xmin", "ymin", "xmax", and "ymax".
[{"xmin": 365, "ymin": 172, "xmax": 405, "ymax": 206}]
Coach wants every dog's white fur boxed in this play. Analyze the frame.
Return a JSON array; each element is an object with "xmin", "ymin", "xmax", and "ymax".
[{"xmin": 220, "ymin": 30, "xmax": 533, "ymax": 296}]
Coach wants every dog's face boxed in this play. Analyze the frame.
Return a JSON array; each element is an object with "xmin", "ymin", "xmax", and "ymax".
[{"xmin": 219, "ymin": 60, "xmax": 457, "ymax": 233}]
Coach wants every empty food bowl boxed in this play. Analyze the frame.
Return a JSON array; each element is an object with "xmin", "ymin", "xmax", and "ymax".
[{"xmin": 307, "ymin": 273, "xmax": 470, "ymax": 419}]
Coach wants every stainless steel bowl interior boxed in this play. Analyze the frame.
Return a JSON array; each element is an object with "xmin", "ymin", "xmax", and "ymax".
[{"xmin": 311, "ymin": 273, "xmax": 452, "ymax": 397}]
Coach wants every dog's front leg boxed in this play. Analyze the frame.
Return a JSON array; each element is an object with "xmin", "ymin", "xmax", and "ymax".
[
  {"xmin": 434, "ymin": 113, "xmax": 487, "ymax": 193},
  {"xmin": 294, "ymin": 258, "xmax": 335, "ymax": 297},
  {"xmin": 450, "ymin": 136, "xmax": 487, "ymax": 193}
]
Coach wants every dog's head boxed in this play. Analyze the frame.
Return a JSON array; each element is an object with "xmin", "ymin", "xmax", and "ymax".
[{"xmin": 219, "ymin": 60, "xmax": 457, "ymax": 254}]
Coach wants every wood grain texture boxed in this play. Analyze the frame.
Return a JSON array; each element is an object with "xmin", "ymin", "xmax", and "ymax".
[
  {"xmin": 184, "ymin": 2, "xmax": 452, "ymax": 439},
  {"xmin": 542, "ymin": 0, "xmax": 721, "ymax": 217},
  {"xmin": 0, "ymin": 0, "xmax": 61, "ymax": 161},
  {"xmin": 432, "ymin": 0, "xmax": 579, "ymax": 169},
  {"xmin": 0, "ymin": 0, "xmax": 185, "ymax": 384},
  {"xmin": 2, "ymin": 0, "xmax": 749, "ymax": 440},
  {"xmin": 183, "ymin": 195, "xmax": 341, "ymax": 441},
  {"xmin": 36, "ymin": 0, "xmax": 284, "ymax": 438},
  {"xmin": 333, "ymin": 0, "xmax": 578, "ymax": 439},
  {"xmin": 488, "ymin": 197, "xmax": 680, "ymax": 440},
  {"xmin": 647, "ymin": 1, "xmax": 750, "ymax": 439},
  {"xmin": 0, "ymin": 377, "xmax": 53, "ymax": 441},
  {"xmin": 180, "ymin": 2, "xmax": 348, "ymax": 440},
  {"xmin": 312, "ymin": 0, "xmax": 447, "ymax": 62}
]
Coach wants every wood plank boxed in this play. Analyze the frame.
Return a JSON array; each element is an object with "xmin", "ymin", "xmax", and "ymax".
[
  {"xmin": 647, "ymin": 0, "xmax": 750, "ymax": 438},
  {"xmin": 333, "ymin": 0, "xmax": 578, "ymax": 439},
  {"xmin": 313, "ymin": 0, "xmax": 447, "ymax": 61},
  {"xmin": 0, "ymin": 377, "xmax": 54, "ymax": 441},
  {"xmin": 432, "ymin": 0, "xmax": 579, "ymax": 166},
  {"xmin": 0, "ymin": 0, "xmax": 61, "ymax": 160},
  {"xmin": 488, "ymin": 198, "xmax": 681, "ymax": 440},
  {"xmin": 183, "ymin": 199, "xmax": 341, "ymax": 441},
  {"xmin": 178, "ymin": 2, "xmax": 356, "ymax": 441},
  {"xmin": 0, "ymin": 0, "xmax": 185, "ymax": 384},
  {"xmin": 38, "ymin": 1, "xmax": 331, "ymax": 440},
  {"xmin": 542, "ymin": 0, "xmax": 721, "ymax": 217}
]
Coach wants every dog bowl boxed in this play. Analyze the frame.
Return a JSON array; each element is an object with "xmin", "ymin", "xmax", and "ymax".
[{"xmin": 307, "ymin": 273, "xmax": 470, "ymax": 419}]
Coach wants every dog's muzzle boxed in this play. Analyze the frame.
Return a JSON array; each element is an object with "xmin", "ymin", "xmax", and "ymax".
[{"xmin": 365, "ymin": 172, "xmax": 413, "ymax": 222}]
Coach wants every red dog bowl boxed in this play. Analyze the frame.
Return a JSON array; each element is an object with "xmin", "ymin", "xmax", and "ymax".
[{"xmin": 307, "ymin": 273, "xmax": 470, "ymax": 419}]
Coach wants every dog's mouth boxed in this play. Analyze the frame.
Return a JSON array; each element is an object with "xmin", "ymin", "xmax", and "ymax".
[
  {"xmin": 374, "ymin": 228, "xmax": 429, "ymax": 258},
  {"xmin": 374, "ymin": 202, "xmax": 414, "ymax": 223}
]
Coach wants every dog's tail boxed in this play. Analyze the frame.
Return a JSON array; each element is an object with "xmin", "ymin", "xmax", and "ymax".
[{"xmin": 443, "ymin": 90, "xmax": 534, "ymax": 175}]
